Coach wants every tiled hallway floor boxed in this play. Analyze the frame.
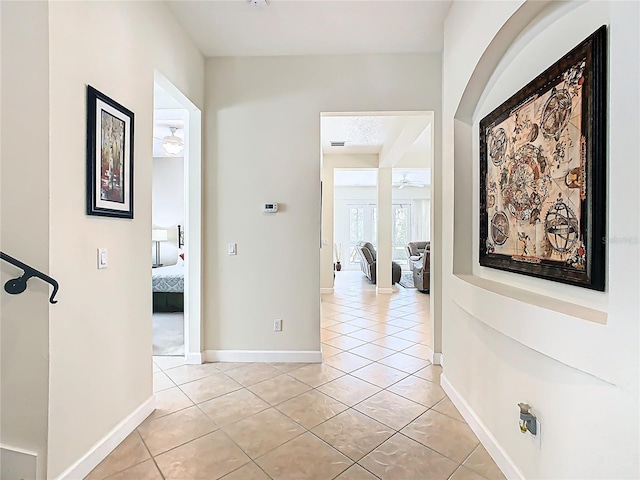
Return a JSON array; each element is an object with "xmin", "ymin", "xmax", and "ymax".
[{"xmin": 87, "ymin": 271, "xmax": 505, "ymax": 480}]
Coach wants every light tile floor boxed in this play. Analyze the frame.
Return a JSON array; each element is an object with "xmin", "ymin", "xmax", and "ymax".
[{"xmin": 87, "ymin": 271, "xmax": 506, "ymax": 480}]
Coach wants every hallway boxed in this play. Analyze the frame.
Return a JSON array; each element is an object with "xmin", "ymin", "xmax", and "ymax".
[{"xmin": 87, "ymin": 271, "xmax": 504, "ymax": 480}]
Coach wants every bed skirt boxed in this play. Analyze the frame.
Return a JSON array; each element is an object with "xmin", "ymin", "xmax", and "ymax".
[{"xmin": 153, "ymin": 292, "xmax": 184, "ymax": 313}]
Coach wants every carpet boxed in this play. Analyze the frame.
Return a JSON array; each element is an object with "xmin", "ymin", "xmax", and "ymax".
[
  {"xmin": 153, "ymin": 312, "xmax": 184, "ymax": 356},
  {"xmin": 398, "ymin": 271, "xmax": 416, "ymax": 289}
]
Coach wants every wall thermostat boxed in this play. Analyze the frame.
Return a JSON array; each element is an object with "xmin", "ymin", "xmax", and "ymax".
[{"xmin": 263, "ymin": 203, "xmax": 278, "ymax": 213}]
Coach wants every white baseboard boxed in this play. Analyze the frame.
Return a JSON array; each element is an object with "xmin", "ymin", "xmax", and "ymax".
[
  {"xmin": 185, "ymin": 352, "xmax": 202, "ymax": 365},
  {"xmin": 441, "ymin": 375, "xmax": 524, "ymax": 480},
  {"xmin": 433, "ymin": 352, "xmax": 443, "ymax": 365},
  {"xmin": 376, "ymin": 287, "xmax": 393, "ymax": 294},
  {"xmin": 56, "ymin": 396, "xmax": 156, "ymax": 480},
  {"xmin": 1, "ymin": 445, "xmax": 37, "ymax": 480},
  {"xmin": 427, "ymin": 347, "xmax": 443, "ymax": 365},
  {"xmin": 204, "ymin": 350, "xmax": 322, "ymax": 363},
  {"xmin": 320, "ymin": 288, "xmax": 334, "ymax": 294}
]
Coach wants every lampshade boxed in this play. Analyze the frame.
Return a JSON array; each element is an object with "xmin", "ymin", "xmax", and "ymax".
[
  {"xmin": 162, "ymin": 127, "xmax": 184, "ymax": 156},
  {"xmin": 152, "ymin": 229, "xmax": 168, "ymax": 242}
]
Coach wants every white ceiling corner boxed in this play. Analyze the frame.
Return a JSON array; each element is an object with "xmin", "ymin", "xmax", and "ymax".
[
  {"xmin": 165, "ymin": 0, "xmax": 452, "ymax": 57},
  {"xmin": 154, "ymin": 82, "xmax": 185, "ymax": 110}
]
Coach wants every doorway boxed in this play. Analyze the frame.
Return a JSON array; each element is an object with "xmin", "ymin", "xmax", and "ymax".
[
  {"xmin": 320, "ymin": 112, "xmax": 433, "ymax": 290},
  {"xmin": 152, "ymin": 72, "xmax": 202, "ymax": 364}
]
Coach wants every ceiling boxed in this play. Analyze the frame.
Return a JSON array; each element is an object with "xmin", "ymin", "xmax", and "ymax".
[
  {"xmin": 334, "ymin": 168, "xmax": 430, "ymax": 187},
  {"xmin": 322, "ymin": 113, "xmax": 431, "ymax": 187},
  {"xmin": 165, "ymin": 0, "xmax": 452, "ymax": 57},
  {"xmin": 154, "ymin": 82, "xmax": 185, "ymax": 109},
  {"xmin": 320, "ymin": 113, "xmax": 431, "ymax": 166},
  {"xmin": 321, "ymin": 115, "xmax": 397, "ymax": 155}
]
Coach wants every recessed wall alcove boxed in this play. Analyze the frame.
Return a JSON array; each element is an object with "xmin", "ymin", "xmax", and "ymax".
[
  {"xmin": 453, "ymin": 2, "xmax": 607, "ymax": 324},
  {"xmin": 450, "ymin": 0, "xmax": 612, "ymax": 379}
]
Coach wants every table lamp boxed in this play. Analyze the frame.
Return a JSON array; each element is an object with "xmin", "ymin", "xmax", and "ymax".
[{"xmin": 152, "ymin": 229, "xmax": 168, "ymax": 267}]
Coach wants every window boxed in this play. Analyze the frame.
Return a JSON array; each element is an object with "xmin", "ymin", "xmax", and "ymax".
[
  {"xmin": 348, "ymin": 206, "xmax": 365, "ymax": 264},
  {"xmin": 341, "ymin": 202, "xmax": 410, "ymax": 267},
  {"xmin": 392, "ymin": 204, "xmax": 411, "ymax": 264}
]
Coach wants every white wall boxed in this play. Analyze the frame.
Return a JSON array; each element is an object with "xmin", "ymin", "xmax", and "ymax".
[
  {"xmin": 152, "ymin": 157, "xmax": 185, "ymax": 228},
  {"xmin": 0, "ymin": 2, "xmax": 50, "ymax": 477},
  {"xmin": 442, "ymin": 1, "xmax": 639, "ymax": 478},
  {"xmin": 205, "ymin": 54, "xmax": 441, "ymax": 351},
  {"xmin": 46, "ymin": 2, "xmax": 204, "ymax": 477}
]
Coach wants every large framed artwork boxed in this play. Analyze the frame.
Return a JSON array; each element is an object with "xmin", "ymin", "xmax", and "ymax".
[
  {"xmin": 479, "ymin": 26, "xmax": 606, "ymax": 291},
  {"xmin": 86, "ymin": 85, "xmax": 134, "ymax": 218}
]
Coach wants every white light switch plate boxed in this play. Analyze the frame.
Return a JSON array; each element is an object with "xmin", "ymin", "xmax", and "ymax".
[
  {"xmin": 98, "ymin": 248, "xmax": 108, "ymax": 269},
  {"xmin": 228, "ymin": 243, "xmax": 237, "ymax": 256}
]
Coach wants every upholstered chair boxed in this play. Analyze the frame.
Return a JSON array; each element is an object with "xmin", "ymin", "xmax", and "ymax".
[{"xmin": 356, "ymin": 241, "xmax": 401, "ymax": 284}]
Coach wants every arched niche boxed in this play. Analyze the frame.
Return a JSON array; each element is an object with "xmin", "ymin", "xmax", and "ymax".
[{"xmin": 451, "ymin": 0, "xmax": 608, "ymax": 323}]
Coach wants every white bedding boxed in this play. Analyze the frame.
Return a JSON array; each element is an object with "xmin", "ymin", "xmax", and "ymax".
[{"xmin": 152, "ymin": 264, "xmax": 184, "ymax": 293}]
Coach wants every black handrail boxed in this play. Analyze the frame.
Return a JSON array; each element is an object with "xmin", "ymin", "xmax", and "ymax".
[{"xmin": 0, "ymin": 251, "xmax": 59, "ymax": 304}]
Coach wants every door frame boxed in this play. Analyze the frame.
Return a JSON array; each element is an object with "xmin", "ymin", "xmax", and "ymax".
[{"xmin": 154, "ymin": 71, "xmax": 203, "ymax": 364}]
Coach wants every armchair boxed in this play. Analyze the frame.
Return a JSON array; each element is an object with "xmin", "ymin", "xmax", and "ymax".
[
  {"xmin": 405, "ymin": 241, "xmax": 429, "ymax": 261},
  {"xmin": 406, "ymin": 241, "xmax": 430, "ymax": 292},
  {"xmin": 355, "ymin": 241, "xmax": 401, "ymax": 284}
]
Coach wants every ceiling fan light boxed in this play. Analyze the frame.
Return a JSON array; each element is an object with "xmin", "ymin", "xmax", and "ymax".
[{"xmin": 161, "ymin": 127, "xmax": 184, "ymax": 155}]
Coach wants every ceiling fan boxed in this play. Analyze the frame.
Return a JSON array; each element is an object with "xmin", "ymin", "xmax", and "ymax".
[
  {"xmin": 153, "ymin": 123, "xmax": 184, "ymax": 156},
  {"xmin": 394, "ymin": 173, "xmax": 425, "ymax": 189}
]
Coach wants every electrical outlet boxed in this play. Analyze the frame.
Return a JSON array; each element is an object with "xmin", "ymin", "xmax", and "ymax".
[
  {"xmin": 273, "ymin": 319, "xmax": 283, "ymax": 332},
  {"xmin": 530, "ymin": 418, "xmax": 542, "ymax": 448},
  {"xmin": 518, "ymin": 402, "xmax": 541, "ymax": 449}
]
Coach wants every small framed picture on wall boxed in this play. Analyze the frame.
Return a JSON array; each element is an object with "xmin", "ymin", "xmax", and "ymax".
[{"xmin": 86, "ymin": 85, "xmax": 134, "ymax": 218}]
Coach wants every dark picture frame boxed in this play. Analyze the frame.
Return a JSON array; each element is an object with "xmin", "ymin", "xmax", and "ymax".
[
  {"xmin": 479, "ymin": 26, "xmax": 606, "ymax": 291},
  {"xmin": 86, "ymin": 85, "xmax": 134, "ymax": 218}
]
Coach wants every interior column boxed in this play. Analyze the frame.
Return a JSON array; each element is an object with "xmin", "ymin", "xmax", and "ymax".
[{"xmin": 376, "ymin": 167, "xmax": 393, "ymax": 293}]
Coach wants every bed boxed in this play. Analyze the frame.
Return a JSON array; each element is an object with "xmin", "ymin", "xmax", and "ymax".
[{"xmin": 152, "ymin": 225, "xmax": 185, "ymax": 312}]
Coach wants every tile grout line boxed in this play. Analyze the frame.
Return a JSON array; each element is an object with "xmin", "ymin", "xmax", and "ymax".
[
  {"xmin": 323, "ymin": 318, "xmax": 431, "ymax": 343},
  {"xmin": 145, "ymin": 281, "xmax": 434, "ymax": 478},
  {"xmin": 217, "ymin": 370, "xmax": 400, "ymax": 473},
  {"xmin": 319, "ymin": 274, "xmax": 434, "ymax": 474},
  {"xmin": 134, "ymin": 428, "xmax": 167, "ymax": 480},
  {"xmin": 150, "ymin": 366, "xmax": 460, "ymax": 477}
]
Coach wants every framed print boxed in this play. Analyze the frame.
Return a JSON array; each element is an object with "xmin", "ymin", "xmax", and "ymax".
[
  {"xmin": 86, "ymin": 85, "xmax": 134, "ymax": 218},
  {"xmin": 479, "ymin": 26, "xmax": 606, "ymax": 291}
]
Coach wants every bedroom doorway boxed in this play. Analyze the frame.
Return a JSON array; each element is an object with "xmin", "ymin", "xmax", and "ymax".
[{"xmin": 152, "ymin": 72, "xmax": 202, "ymax": 364}]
